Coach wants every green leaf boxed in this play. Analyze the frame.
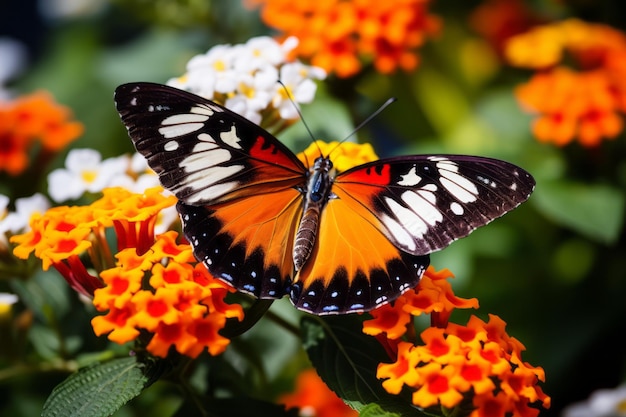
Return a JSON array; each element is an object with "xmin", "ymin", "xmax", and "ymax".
[
  {"xmin": 41, "ymin": 356, "xmax": 160, "ymax": 417},
  {"xmin": 532, "ymin": 180, "xmax": 625, "ymax": 244},
  {"xmin": 301, "ymin": 316, "xmax": 425, "ymax": 416},
  {"xmin": 11, "ymin": 270, "xmax": 71, "ymax": 322},
  {"xmin": 359, "ymin": 403, "xmax": 404, "ymax": 417}
]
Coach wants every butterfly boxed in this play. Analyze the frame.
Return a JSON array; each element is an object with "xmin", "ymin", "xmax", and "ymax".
[{"xmin": 114, "ymin": 82, "xmax": 535, "ymax": 315}]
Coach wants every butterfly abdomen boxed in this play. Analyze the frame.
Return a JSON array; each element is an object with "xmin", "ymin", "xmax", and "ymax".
[
  {"xmin": 293, "ymin": 157, "xmax": 334, "ymax": 271},
  {"xmin": 293, "ymin": 205, "xmax": 320, "ymax": 271}
]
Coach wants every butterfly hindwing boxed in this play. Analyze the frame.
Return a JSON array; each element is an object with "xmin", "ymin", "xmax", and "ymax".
[
  {"xmin": 291, "ymin": 187, "xmax": 430, "ymax": 314},
  {"xmin": 114, "ymin": 82, "xmax": 306, "ymax": 206},
  {"xmin": 177, "ymin": 187, "xmax": 302, "ymax": 299},
  {"xmin": 335, "ymin": 155, "xmax": 535, "ymax": 256}
]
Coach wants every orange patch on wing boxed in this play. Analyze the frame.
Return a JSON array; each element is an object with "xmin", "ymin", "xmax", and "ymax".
[
  {"xmin": 211, "ymin": 188, "xmax": 302, "ymax": 279},
  {"xmin": 215, "ymin": 161, "xmax": 305, "ymax": 203},
  {"xmin": 296, "ymin": 185, "xmax": 401, "ymax": 288}
]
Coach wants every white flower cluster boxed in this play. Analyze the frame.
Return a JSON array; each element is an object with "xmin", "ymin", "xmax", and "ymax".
[
  {"xmin": 167, "ymin": 36, "xmax": 326, "ymax": 125},
  {"xmin": 562, "ymin": 385, "xmax": 626, "ymax": 417},
  {"xmin": 46, "ymin": 148, "xmax": 178, "ymax": 234},
  {"xmin": 47, "ymin": 148, "xmax": 161, "ymax": 203},
  {"xmin": 0, "ymin": 193, "xmax": 49, "ymax": 250}
]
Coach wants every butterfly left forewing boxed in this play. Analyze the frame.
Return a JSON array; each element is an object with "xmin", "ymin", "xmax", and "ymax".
[
  {"xmin": 334, "ymin": 155, "xmax": 535, "ymax": 256},
  {"xmin": 115, "ymin": 82, "xmax": 308, "ymax": 300},
  {"xmin": 115, "ymin": 82, "xmax": 306, "ymax": 206}
]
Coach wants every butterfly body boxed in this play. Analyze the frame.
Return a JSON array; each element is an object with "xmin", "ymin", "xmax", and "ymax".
[
  {"xmin": 115, "ymin": 82, "xmax": 535, "ymax": 315},
  {"xmin": 294, "ymin": 156, "xmax": 334, "ymax": 272}
]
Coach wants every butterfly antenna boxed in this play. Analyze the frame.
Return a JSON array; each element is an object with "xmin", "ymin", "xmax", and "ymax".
[
  {"xmin": 327, "ymin": 97, "xmax": 397, "ymax": 158},
  {"xmin": 277, "ymin": 80, "xmax": 320, "ymax": 165}
]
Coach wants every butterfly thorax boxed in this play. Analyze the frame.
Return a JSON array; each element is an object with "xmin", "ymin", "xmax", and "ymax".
[{"xmin": 293, "ymin": 157, "xmax": 335, "ymax": 271}]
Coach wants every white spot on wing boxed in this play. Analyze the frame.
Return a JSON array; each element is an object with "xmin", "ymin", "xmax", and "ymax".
[
  {"xmin": 162, "ymin": 113, "xmax": 209, "ymax": 125},
  {"xmin": 166, "ymin": 122, "xmax": 245, "ymax": 203},
  {"xmin": 190, "ymin": 105, "xmax": 215, "ymax": 116},
  {"xmin": 380, "ymin": 213, "xmax": 416, "ymax": 252},
  {"xmin": 164, "ymin": 140, "xmax": 179, "ymax": 151},
  {"xmin": 431, "ymin": 157, "xmax": 479, "ymax": 203},
  {"xmin": 384, "ymin": 197, "xmax": 427, "ymax": 240},
  {"xmin": 158, "ymin": 112, "xmax": 211, "ymax": 138},
  {"xmin": 220, "ymin": 125, "xmax": 243, "ymax": 149},
  {"xmin": 185, "ymin": 181, "xmax": 239, "ymax": 204},
  {"xmin": 450, "ymin": 202, "xmax": 464, "ymax": 215},
  {"xmin": 158, "ymin": 123, "xmax": 205, "ymax": 138},
  {"xmin": 183, "ymin": 164, "xmax": 244, "ymax": 188},
  {"xmin": 440, "ymin": 175, "xmax": 478, "ymax": 203},
  {"xmin": 398, "ymin": 166, "xmax": 421, "ymax": 186},
  {"xmin": 417, "ymin": 189, "xmax": 436, "ymax": 204},
  {"xmin": 401, "ymin": 190, "xmax": 443, "ymax": 227}
]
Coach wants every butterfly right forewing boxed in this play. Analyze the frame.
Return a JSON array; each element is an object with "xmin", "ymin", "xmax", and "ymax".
[{"xmin": 334, "ymin": 155, "xmax": 535, "ymax": 256}]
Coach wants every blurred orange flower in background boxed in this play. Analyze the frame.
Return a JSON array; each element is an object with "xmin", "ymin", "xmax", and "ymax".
[
  {"xmin": 279, "ymin": 368, "xmax": 358, "ymax": 417},
  {"xmin": 506, "ymin": 19, "xmax": 626, "ymax": 147},
  {"xmin": 0, "ymin": 91, "xmax": 83, "ymax": 176},
  {"xmin": 247, "ymin": 0, "xmax": 440, "ymax": 78},
  {"xmin": 469, "ymin": 0, "xmax": 541, "ymax": 56}
]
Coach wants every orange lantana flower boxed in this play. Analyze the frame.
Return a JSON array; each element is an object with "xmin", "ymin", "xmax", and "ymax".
[
  {"xmin": 12, "ymin": 186, "xmax": 243, "ymax": 358},
  {"xmin": 248, "ymin": 0, "xmax": 440, "ymax": 78},
  {"xmin": 0, "ymin": 91, "xmax": 82, "ymax": 176},
  {"xmin": 362, "ymin": 267, "xmax": 478, "ymax": 339},
  {"xmin": 506, "ymin": 19, "xmax": 626, "ymax": 147},
  {"xmin": 377, "ymin": 315, "xmax": 550, "ymax": 416},
  {"xmin": 92, "ymin": 232, "xmax": 243, "ymax": 358}
]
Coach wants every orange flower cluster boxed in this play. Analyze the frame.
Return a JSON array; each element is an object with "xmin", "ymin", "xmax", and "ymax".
[
  {"xmin": 247, "ymin": 0, "xmax": 440, "ymax": 78},
  {"xmin": 11, "ymin": 186, "xmax": 243, "ymax": 358},
  {"xmin": 362, "ymin": 267, "xmax": 479, "ymax": 339},
  {"xmin": 505, "ymin": 19, "xmax": 626, "ymax": 147},
  {"xmin": 377, "ymin": 315, "xmax": 550, "ymax": 416},
  {"xmin": 91, "ymin": 231, "xmax": 243, "ymax": 358},
  {"xmin": 363, "ymin": 267, "xmax": 549, "ymax": 416},
  {"xmin": 0, "ymin": 91, "xmax": 83, "ymax": 176},
  {"xmin": 279, "ymin": 368, "xmax": 358, "ymax": 417},
  {"xmin": 11, "ymin": 187, "xmax": 175, "ymax": 293}
]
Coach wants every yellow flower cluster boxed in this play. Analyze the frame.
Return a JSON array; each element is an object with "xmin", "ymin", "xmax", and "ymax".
[{"xmin": 297, "ymin": 140, "xmax": 379, "ymax": 172}]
